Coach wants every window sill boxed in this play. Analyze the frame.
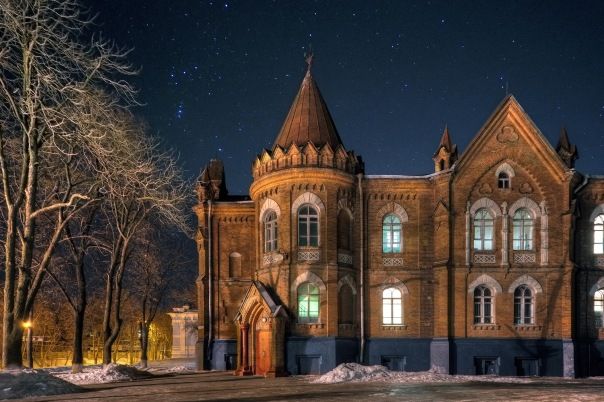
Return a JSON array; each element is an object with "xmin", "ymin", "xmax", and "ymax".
[
  {"xmin": 263, "ymin": 252, "xmax": 284, "ymax": 266},
  {"xmin": 297, "ymin": 248, "xmax": 320, "ymax": 262},
  {"xmin": 595, "ymin": 255, "xmax": 604, "ymax": 267},
  {"xmin": 513, "ymin": 252, "xmax": 536, "ymax": 264},
  {"xmin": 382, "ymin": 325, "xmax": 406, "ymax": 331}
]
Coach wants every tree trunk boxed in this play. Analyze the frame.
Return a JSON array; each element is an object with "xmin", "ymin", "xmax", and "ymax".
[
  {"xmin": 3, "ymin": 327, "xmax": 24, "ymax": 369},
  {"xmin": 140, "ymin": 322, "xmax": 149, "ymax": 368},
  {"xmin": 71, "ymin": 306, "xmax": 85, "ymax": 373}
]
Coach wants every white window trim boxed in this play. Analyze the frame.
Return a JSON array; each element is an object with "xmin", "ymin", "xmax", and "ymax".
[{"xmin": 507, "ymin": 275, "xmax": 543, "ymax": 294}]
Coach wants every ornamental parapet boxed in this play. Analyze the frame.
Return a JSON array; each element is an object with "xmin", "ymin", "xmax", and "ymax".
[{"xmin": 252, "ymin": 142, "xmax": 364, "ymax": 179}]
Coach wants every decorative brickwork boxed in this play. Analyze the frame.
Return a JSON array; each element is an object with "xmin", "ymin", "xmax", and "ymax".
[
  {"xmin": 474, "ymin": 254, "xmax": 496, "ymax": 264},
  {"xmin": 514, "ymin": 252, "xmax": 536, "ymax": 264},
  {"xmin": 298, "ymin": 249, "xmax": 320, "ymax": 262},
  {"xmin": 383, "ymin": 257, "xmax": 404, "ymax": 267}
]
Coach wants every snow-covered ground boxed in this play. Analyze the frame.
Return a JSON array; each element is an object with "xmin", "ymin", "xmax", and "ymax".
[
  {"xmin": 312, "ymin": 363, "xmax": 535, "ymax": 384},
  {"xmin": 0, "ymin": 369, "xmax": 82, "ymax": 400},
  {"xmin": 0, "ymin": 359, "xmax": 197, "ymax": 400}
]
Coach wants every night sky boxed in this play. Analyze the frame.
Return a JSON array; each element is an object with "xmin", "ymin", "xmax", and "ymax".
[{"xmin": 87, "ymin": 1, "xmax": 604, "ymax": 195}]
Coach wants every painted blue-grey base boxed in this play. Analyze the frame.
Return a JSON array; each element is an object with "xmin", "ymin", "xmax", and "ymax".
[
  {"xmin": 430, "ymin": 338, "xmax": 450, "ymax": 373},
  {"xmin": 210, "ymin": 339, "xmax": 237, "ymax": 370},
  {"xmin": 286, "ymin": 337, "xmax": 358, "ymax": 375},
  {"xmin": 365, "ymin": 338, "xmax": 431, "ymax": 372},
  {"xmin": 451, "ymin": 338, "xmax": 564, "ymax": 376}
]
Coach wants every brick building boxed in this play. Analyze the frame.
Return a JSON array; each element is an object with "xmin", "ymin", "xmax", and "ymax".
[{"xmin": 194, "ymin": 61, "xmax": 604, "ymax": 377}]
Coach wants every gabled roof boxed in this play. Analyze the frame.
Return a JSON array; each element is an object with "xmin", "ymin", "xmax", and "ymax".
[
  {"xmin": 273, "ymin": 68, "xmax": 344, "ymax": 150},
  {"xmin": 455, "ymin": 95, "xmax": 570, "ymax": 180},
  {"xmin": 235, "ymin": 281, "xmax": 287, "ymax": 322}
]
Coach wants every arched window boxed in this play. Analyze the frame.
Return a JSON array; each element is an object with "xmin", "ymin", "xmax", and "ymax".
[
  {"xmin": 339, "ymin": 285, "xmax": 354, "ymax": 325},
  {"xmin": 297, "ymin": 282, "xmax": 319, "ymax": 323},
  {"xmin": 498, "ymin": 172, "xmax": 510, "ymax": 189},
  {"xmin": 474, "ymin": 285, "xmax": 493, "ymax": 324},
  {"xmin": 595, "ymin": 289, "xmax": 604, "ymax": 328},
  {"xmin": 263, "ymin": 210, "xmax": 278, "ymax": 253},
  {"xmin": 514, "ymin": 285, "xmax": 534, "ymax": 324},
  {"xmin": 595, "ymin": 214, "xmax": 604, "ymax": 254},
  {"xmin": 298, "ymin": 205, "xmax": 319, "ymax": 247},
  {"xmin": 337, "ymin": 210, "xmax": 352, "ymax": 251},
  {"xmin": 513, "ymin": 208, "xmax": 533, "ymax": 250},
  {"xmin": 382, "ymin": 287, "xmax": 402, "ymax": 325},
  {"xmin": 473, "ymin": 208, "xmax": 494, "ymax": 251},
  {"xmin": 382, "ymin": 214, "xmax": 402, "ymax": 253}
]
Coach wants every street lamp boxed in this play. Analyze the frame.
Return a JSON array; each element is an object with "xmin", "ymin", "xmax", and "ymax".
[{"xmin": 22, "ymin": 319, "xmax": 33, "ymax": 369}]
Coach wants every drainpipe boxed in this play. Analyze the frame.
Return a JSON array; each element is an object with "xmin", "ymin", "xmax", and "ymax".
[
  {"xmin": 207, "ymin": 199, "xmax": 213, "ymax": 365},
  {"xmin": 357, "ymin": 173, "xmax": 365, "ymax": 363}
]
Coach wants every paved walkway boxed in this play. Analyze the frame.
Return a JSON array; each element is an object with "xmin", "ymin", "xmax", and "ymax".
[{"xmin": 28, "ymin": 371, "xmax": 604, "ymax": 401}]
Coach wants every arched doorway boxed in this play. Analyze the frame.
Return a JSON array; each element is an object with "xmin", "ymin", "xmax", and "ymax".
[{"xmin": 235, "ymin": 281, "xmax": 287, "ymax": 377}]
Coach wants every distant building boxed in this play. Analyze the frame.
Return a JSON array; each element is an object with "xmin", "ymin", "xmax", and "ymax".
[
  {"xmin": 168, "ymin": 305, "xmax": 198, "ymax": 359},
  {"xmin": 194, "ymin": 58, "xmax": 604, "ymax": 377}
]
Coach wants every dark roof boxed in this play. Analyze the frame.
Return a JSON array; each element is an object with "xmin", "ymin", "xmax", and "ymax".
[{"xmin": 273, "ymin": 69, "xmax": 344, "ymax": 150}]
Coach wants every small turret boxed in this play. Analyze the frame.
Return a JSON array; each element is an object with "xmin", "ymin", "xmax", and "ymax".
[
  {"xmin": 556, "ymin": 127, "xmax": 578, "ymax": 168},
  {"xmin": 196, "ymin": 159, "xmax": 228, "ymax": 201},
  {"xmin": 433, "ymin": 125, "xmax": 458, "ymax": 172}
]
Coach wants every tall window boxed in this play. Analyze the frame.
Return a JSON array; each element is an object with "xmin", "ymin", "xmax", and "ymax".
[
  {"xmin": 595, "ymin": 289, "xmax": 604, "ymax": 328},
  {"xmin": 264, "ymin": 211, "xmax": 278, "ymax": 253},
  {"xmin": 473, "ymin": 209, "xmax": 494, "ymax": 251},
  {"xmin": 514, "ymin": 285, "xmax": 534, "ymax": 324},
  {"xmin": 595, "ymin": 214, "xmax": 604, "ymax": 254},
  {"xmin": 474, "ymin": 286, "xmax": 493, "ymax": 324},
  {"xmin": 513, "ymin": 209, "xmax": 533, "ymax": 250},
  {"xmin": 498, "ymin": 172, "xmax": 510, "ymax": 189},
  {"xmin": 382, "ymin": 214, "xmax": 402, "ymax": 253},
  {"xmin": 297, "ymin": 282, "xmax": 319, "ymax": 323},
  {"xmin": 382, "ymin": 287, "xmax": 402, "ymax": 325},
  {"xmin": 298, "ymin": 205, "xmax": 319, "ymax": 247}
]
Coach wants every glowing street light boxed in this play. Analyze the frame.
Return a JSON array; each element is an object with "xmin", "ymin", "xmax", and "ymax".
[{"xmin": 22, "ymin": 318, "xmax": 33, "ymax": 368}]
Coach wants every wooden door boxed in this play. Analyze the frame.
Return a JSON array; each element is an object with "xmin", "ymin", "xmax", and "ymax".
[{"xmin": 255, "ymin": 330, "xmax": 271, "ymax": 376}]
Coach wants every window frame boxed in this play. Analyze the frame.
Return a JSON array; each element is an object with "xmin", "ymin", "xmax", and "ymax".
[
  {"xmin": 263, "ymin": 210, "xmax": 278, "ymax": 253},
  {"xmin": 298, "ymin": 204, "xmax": 319, "ymax": 247},
  {"xmin": 514, "ymin": 285, "xmax": 534, "ymax": 325},
  {"xmin": 474, "ymin": 285, "xmax": 493, "ymax": 324},
  {"xmin": 297, "ymin": 282, "xmax": 320, "ymax": 323},
  {"xmin": 498, "ymin": 172, "xmax": 510, "ymax": 189},
  {"xmin": 382, "ymin": 287, "xmax": 403, "ymax": 325},
  {"xmin": 513, "ymin": 208, "xmax": 534, "ymax": 251},
  {"xmin": 473, "ymin": 208, "xmax": 494, "ymax": 251},
  {"xmin": 382, "ymin": 214, "xmax": 402, "ymax": 253},
  {"xmin": 595, "ymin": 289, "xmax": 604, "ymax": 328},
  {"xmin": 595, "ymin": 214, "xmax": 604, "ymax": 255}
]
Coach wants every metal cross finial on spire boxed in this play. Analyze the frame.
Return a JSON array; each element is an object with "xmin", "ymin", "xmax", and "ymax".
[{"xmin": 305, "ymin": 45, "xmax": 314, "ymax": 72}]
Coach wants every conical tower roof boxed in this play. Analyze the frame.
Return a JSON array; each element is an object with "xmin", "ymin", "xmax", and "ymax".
[{"xmin": 273, "ymin": 61, "xmax": 344, "ymax": 150}]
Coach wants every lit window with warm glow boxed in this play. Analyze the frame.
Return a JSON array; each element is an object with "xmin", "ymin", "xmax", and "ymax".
[
  {"xmin": 382, "ymin": 287, "xmax": 402, "ymax": 325},
  {"xmin": 264, "ymin": 210, "xmax": 278, "ymax": 253}
]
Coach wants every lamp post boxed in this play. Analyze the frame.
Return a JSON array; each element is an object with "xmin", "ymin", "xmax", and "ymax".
[{"xmin": 22, "ymin": 317, "xmax": 33, "ymax": 369}]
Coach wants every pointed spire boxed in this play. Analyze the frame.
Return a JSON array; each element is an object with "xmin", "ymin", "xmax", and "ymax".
[
  {"xmin": 439, "ymin": 125, "xmax": 453, "ymax": 153},
  {"xmin": 556, "ymin": 126, "xmax": 578, "ymax": 168},
  {"xmin": 272, "ymin": 55, "xmax": 344, "ymax": 150},
  {"xmin": 433, "ymin": 125, "xmax": 458, "ymax": 172}
]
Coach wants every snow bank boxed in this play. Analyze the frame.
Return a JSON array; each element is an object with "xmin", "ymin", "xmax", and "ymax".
[
  {"xmin": 312, "ymin": 363, "xmax": 532, "ymax": 384},
  {"xmin": 54, "ymin": 363, "xmax": 153, "ymax": 385},
  {"xmin": 166, "ymin": 365, "xmax": 195, "ymax": 373},
  {"xmin": 0, "ymin": 370, "xmax": 82, "ymax": 400}
]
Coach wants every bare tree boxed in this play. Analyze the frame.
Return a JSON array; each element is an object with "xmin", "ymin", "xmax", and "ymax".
[
  {"xmin": 0, "ymin": 0, "xmax": 136, "ymax": 368},
  {"xmin": 98, "ymin": 123, "xmax": 190, "ymax": 366}
]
